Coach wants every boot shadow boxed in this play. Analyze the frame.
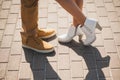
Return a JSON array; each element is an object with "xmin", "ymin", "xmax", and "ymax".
[
  {"xmin": 59, "ymin": 40, "xmax": 110, "ymax": 80},
  {"xmin": 22, "ymin": 47, "xmax": 61, "ymax": 80}
]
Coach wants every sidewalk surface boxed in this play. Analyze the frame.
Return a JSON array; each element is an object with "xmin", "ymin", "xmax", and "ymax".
[{"xmin": 0, "ymin": 0, "xmax": 120, "ymax": 80}]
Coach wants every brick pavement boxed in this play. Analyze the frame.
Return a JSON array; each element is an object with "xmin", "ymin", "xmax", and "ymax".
[{"xmin": 0, "ymin": 0, "xmax": 120, "ymax": 80}]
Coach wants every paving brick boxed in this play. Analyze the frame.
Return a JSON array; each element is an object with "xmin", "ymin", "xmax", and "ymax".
[
  {"xmin": 48, "ymin": 13, "xmax": 57, "ymax": 23},
  {"xmin": 72, "ymin": 78, "xmax": 84, "ymax": 80},
  {"xmin": 108, "ymin": 53, "xmax": 120, "ymax": 68},
  {"xmin": 0, "ymin": 63, "xmax": 7, "ymax": 79},
  {"xmin": 7, "ymin": 14, "xmax": 18, "ymax": 23},
  {"xmin": 99, "ymin": 78, "xmax": 112, "ymax": 80},
  {"xmin": 39, "ymin": 8, "xmax": 48, "ymax": 18},
  {"xmin": 102, "ymin": 28, "xmax": 113, "ymax": 39},
  {"xmin": 19, "ymin": 63, "xmax": 32, "ymax": 79},
  {"xmin": 2, "ymin": 1, "xmax": 11, "ymax": 9},
  {"xmin": 13, "ymin": 29, "xmax": 21, "ymax": 41},
  {"xmin": 21, "ymin": 48, "xmax": 34, "ymax": 63},
  {"xmin": 58, "ymin": 28, "xmax": 68, "ymax": 35},
  {"xmin": 110, "ymin": 22, "xmax": 120, "ymax": 33},
  {"xmin": 58, "ymin": 45, "xmax": 69, "ymax": 54},
  {"xmin": 95, "ymin": 47, "xmax": 108, "ymax": 61},
  {"xmin": 12, "ymin": 0, "xmax": 20, "ymax": 4},
  {"xmin": 92, "ymin": 34, "xmax": 104, "ymax": 46},
  {"xmin": 58, "ymin": 17, "xmax": 68, "ymax": 28},
  {"xmin": 116, "ymin": 7, "xmax": 120, "ymax": 16},
  {"xmin": 96, "ymin": 60, "xmax": 110, "ymax": 70},
  {"xmin": 6, "ymin": 71, "xmax": 18, "ymax": 80},
  {"xmin": 32, "ymin": 54, "xmax": 46, "ymax": 70},
  {"xmin": 16, "ymin": 19, "xmax": 22, "ymax": 29},
  {"xmin": 46, "ymin": 62, "xmax": 58, "ymax": 79},
  {"xmin": 0, "ymin": 10, "xmax": 9, "ymax": 18},
  {"xmin": 4, "ymin": 24, "xmax": 15, "ymax": 35},
  {"xmin": 111, "ymin": 69, "xmax": 120, "ymax": 80},
  {"xmin": 88, "ymin": 12, "xmax": 98, "ymax": 19},
  {"xmin": 10, "ymin": 42, "xmax": 22, "ymax": 55},
  {"xmin": 10, "ymin": 5, "xmax": 20, "ymax": 14},
  {"xmin": 0, "ymin": 19, "xmax": 6, "ymax": 29},
  {"xmin": 38, "ymin": 18, "xmax": 47, "ymax": 29},
  {"xmin": 48, "ymin": 3, "xmax": 57, "ymax": 12},
  {"xmin": 113, "ymin": 33, "xmax": 120, "ymax": 46},
  {"xmin": 0, "ymin": 49, "xmax": 10, "ymax": 62},
  {"xmin": 48, "ymin": 0, "xmax": 56, "ymax": 4},
  {"xmin": 58, "ymin": 54, "xmax": 70, "ymax": 69},
  {"xmin": 0, "ymin": 30, "xmax": 3, "ymax": 41},
  {"xmin": 104, "ymin": 0, "xmax": 112, "ymax": 3},
  {"xmin": 104, "ymin": 40, "xmax": 117, "ymax": 53},
  {"xmin": 59, "ymin": 70, "xmax": 70, "ymax": 80},
  {"xmin": 97, "ymin": 68, "xmax": 111, "ymax": 78},
  {"xmin": 7, "ymin": 55, "xmax": 21, "ymax": 70},
  {"xmin": 108, "ymin": 12, "xmax": 119, "ymax": 22},
  {"xmin": 86, "ymin": 3, "xmax": 96, "ymax": 12},
  {"xmin": 32, "ymin": 70, "xmax": 45, "ymax": 80},
  {"xmin": 86, "ymin": 0, "xmax": 94, "ymax": 3},
  {"xmin": 99, "ymin": 17, "xmax": 110, "ymax": 27},
  {"xmin": 39, "ymin": 0, "xmax": 48, "ymax": 8},
  {"xmin": 95, "ymin": 0, "xmax": 104, "ymax": 7},
  {"xmin": 0, "ymin": 0, "xmax": 2, "ymax": 5},
  {"xmin": 105, "ymin": 3, "xmax": 115, "ymax": 12},
  {"xmin": 58, "ymin": 8, "xmax": 68, "ymax": 18},
  {"xmin": 84, "ymin": 69, "xmax": 98, "ymax": 80},
  {"xmin": 1, "ymin": 35, "xmax": 13, "ymax": 48},
  {"xmin": 71, "ymin": 61, "xmax": 83, "ymax": 78},
  {"xmin": 70, "ymin": 47, "xmax": 83, "ymax": 61},
  {"xmin": 96, "ymin": 7, "xmax": 107, "ymax": 17},
  {"xmin": 82, "ymin": 54, "xmax": 97, "ymax": 69},
  {"xmin": 47, "ymin": 47, "xmax": 58, "ymax": 62},
  {"xmin": 113, "ymin": 0, "xmax": 120, "ymax": 7},
  {"xmin": 0, "ymin": 0, "xmax": 120, "ymax": 80}
]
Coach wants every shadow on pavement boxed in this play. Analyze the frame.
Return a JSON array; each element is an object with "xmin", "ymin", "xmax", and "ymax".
[
  {"xmin": 23, "ymin": 47, "xmax": 61, "ymax": 80},
  {"xmin": 59, "ymin": 40, "xmax": 110, "ymax": 80}
]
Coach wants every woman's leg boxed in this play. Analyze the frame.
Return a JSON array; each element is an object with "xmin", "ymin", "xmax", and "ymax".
[
  {"xmin": 56, "ymin": 0, "xmax": 86, "ymax": 26},
  {"xmin": 73, "ymin": 0, "xmax": 83, "ymax": 27}
]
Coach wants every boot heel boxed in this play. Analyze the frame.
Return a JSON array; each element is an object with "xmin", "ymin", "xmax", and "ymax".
[
  {"xmin": 78, "ymin": 35, "xmax": 83, "ymax": 41},
  {"xmin": 96, "ymin": 23, "xmax": 102, "ymax": 31}
]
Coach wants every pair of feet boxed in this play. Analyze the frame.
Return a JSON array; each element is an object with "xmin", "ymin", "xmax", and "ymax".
[{"xmin": 21, "ymin": 18, "xmax": 102, "ymax": 53}]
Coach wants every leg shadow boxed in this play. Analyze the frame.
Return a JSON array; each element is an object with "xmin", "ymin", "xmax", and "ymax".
[
  {"xmin": 59, "ymin": 40, "xmax": 110, "ymax": 80},
  {"xmin": 22, "ymin": 47, "xmax": 61, "ymax": 80}
]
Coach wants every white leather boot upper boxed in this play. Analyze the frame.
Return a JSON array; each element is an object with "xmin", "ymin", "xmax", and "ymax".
[
  {"xmin": 58, "ymin": 24, "xmax": 83, "ymax": 43},
  {"xmin": 81, "ymin": 18, "xmax": 101, "ymax": 45}
]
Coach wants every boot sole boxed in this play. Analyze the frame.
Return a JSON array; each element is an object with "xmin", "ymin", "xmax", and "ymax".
[
  {"xmin": 22, "ymin": 44, "xmax": 54, "ymax": 53},
  {"xmin": 39, "ymin": 32, "xmax": 56, "ymax": 39}
]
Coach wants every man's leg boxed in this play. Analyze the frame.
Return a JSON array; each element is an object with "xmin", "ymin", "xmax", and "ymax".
[
  {"xmin": 21, "ymin": 0, "xmax": 55, "ymax": 39},
  {"xmin": 21, "ymin": 0, "xmax": 54, "ymax": 53}
]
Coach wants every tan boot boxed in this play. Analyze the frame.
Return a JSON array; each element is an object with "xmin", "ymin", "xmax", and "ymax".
[
  {"xmin": 37, "ymin": 29, "xmax": 56, "ymax": 39},
  {"xmin": 20, "ymin": 32, "xmax": 54, "ymax": 53}
]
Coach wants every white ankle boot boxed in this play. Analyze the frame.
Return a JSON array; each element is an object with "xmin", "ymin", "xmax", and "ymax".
[
  {"xmin": 58, "ymin": 24, "xmax": 83, "ymax": 43},
  {"xmin": 79, "ymin": 18, "xmax": 102, "ymax": 45}
]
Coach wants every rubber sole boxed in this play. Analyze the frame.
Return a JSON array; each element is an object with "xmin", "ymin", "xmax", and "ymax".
[
  {"xmin": 39, "ymin": 32, "xmax": 56, "ymax": 39},
  {"xmin": 22, "ymin": 44, "xmax": 54, "ymax": 53}
]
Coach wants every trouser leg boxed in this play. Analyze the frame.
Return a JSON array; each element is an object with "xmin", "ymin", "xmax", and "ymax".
[{"xmin": 21, "ymin": 0, "xmax": 39, "ymax": 36}]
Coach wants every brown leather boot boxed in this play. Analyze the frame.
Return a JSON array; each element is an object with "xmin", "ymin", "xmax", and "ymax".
[
  {"xmin": 20, "ymin": 32, "xmax": 54, "ymax": 53},
  {"xmin": 37, "ymin": 29, "xmax": 56, "ymax": 39}
]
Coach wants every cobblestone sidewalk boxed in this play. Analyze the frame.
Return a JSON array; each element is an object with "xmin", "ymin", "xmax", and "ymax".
[{"xmin": 0, "ymin": 0, "xmax": 120, "ymax": 80}]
